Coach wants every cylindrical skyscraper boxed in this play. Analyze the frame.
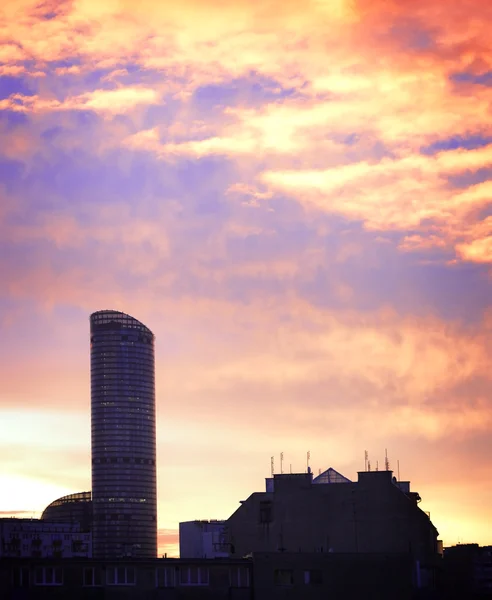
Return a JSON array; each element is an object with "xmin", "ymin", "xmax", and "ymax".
[{"xmin": 90, "ymin": 310, "xmax": 157, "ymax": 558}]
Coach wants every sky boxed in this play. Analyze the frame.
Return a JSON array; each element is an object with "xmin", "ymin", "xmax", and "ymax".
[{"xmin": 0, "ymin": 0, "xmax": 491, "ymax": 557}]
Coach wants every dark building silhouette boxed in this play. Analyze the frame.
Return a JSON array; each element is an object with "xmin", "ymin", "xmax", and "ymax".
[
  {"xmin": 90, "ymin": 310, "xmax": 157, "ymax": 558},
  {"xmin": 0, "ymin": 552, "xmax": 437, "ymax": 599},
  {"xmin": 441, "ymin": 544, "xmax": 492, "ymax": 598},
  {"xmin": 225, "ymin": 469, "xmax": 440, "ymax": 569},
  {"xmin": 41, "ymin": 491, "xmax": 92, "ymax": 532}
]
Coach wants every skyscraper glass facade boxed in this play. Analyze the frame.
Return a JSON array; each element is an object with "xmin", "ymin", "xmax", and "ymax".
[{"xmin": 90, "ymin": 310, "xmax": 157, "ymax": 558}]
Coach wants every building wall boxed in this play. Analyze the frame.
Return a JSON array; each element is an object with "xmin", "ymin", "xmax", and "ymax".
[
  {"xmin": 179, "ymin": 521, "xmax": 228, "ymax": 558},
  {"xmin": 0, "ymin": 557, "xmax": 253, "ymax": 600},
  {"xmin": 441, "ymin": 544, "xmax": 492, "ymax": 599},
  {"xmin": 226, "ymin": 471, "xmax": 438, "ymax": 562},
  {"xmin": 0, "ymin": 553, "xmax": 437, "ymax": 600},
  {"xmin": 0, "ymin": 519, "xmax": 91, "ymax": 558},
  {"xmin": 251, "ymin": 551, "xmax": 421, "ymax": 600},
  {"xmin": 90, "ymin": 310, "xmax": 157, "ymax": 559}
]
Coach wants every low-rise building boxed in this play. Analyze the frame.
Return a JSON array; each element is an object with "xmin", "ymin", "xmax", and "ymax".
[
  {"xmin": 0, "ymin": 518, "xmax": 91, "ymax": 559},
  {"xmin": 0, "ymin": 556, "xmax": 252, "ymax": 599},
  {"xmin": 179, "ymin": 520, "xmax": 228, "ymax": 558},
  {"xmin": 441, "ymin": 543, "xmax": 492, "ymax": 598},
  {"xmin": 0, "ymin": 552, "xmax": 438, "ymax": 599}
]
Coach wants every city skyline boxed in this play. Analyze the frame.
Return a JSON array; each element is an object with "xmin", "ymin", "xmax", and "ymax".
[{"xmin": 1, "ymin": 0, "xmax": 491, "ymax": 558}]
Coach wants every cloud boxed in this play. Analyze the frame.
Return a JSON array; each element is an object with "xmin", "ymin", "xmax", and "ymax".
[
  {"xmin": 123, "ymin": 126, "xmax": 259, "ymax": 158},
  {"xmin": 0, "ymin": 87, "xmax": 160, "ymax": 114},
  {"xmin": 257, "ymin": 145, "xmax": 492, "ymax": 262},
  {"xmin": 0, "ymin": 510, "xmax": 35, "ymax": 516},
  {"xmin": 456, "ymin": 221, "xmax": 492, "ymax": 263}
]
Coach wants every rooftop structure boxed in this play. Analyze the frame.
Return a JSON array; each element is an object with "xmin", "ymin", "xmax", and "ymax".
[{"xmin": 41, "ymin": 492, "xmax": 92, "ymax": 532}]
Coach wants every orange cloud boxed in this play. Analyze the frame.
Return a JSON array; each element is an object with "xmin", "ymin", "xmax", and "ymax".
[
  {"xmin": 456, "ymin": 217, "xmax": 492, "ymax": 264},
  {"xmin": 256, "ymin": 145, "xmax": 492, "ymax": 262}
]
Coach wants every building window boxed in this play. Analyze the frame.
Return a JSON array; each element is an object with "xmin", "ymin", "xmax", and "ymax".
[
  {"xmin": 179, "ymin": 566, "xmax": 209, "ymax": 586},
  {"xmin": 259, "ymin": 500, "xmax": 273, "ymax": 524},
  {"xmin": 230, "ymin": 566, "xmax": 250, "ymax": 587},
  {"xmin": 274, "ymin": 569, "xmax": 293, "ymax": 586},
  {"xmin": 34, "ymin": 567, "xmax": 63, "ymax": 586},
  {"xmin": 156, "ymin": 567, "xmax": 175, "ymax": 587},
  {"xmin": 13, "ymin": 567, "xmax": 30, "ymax": 588},
  {"xmin": 304, "ymin": 569, "xmax": 322, "ymax": 585},
  {"xmin": 83, "ymin": 567, "xmax": 102, "ymax": 587},
  {"xmin": 106, "ymin": 566, "xmax": 136, "ymax": 585}
]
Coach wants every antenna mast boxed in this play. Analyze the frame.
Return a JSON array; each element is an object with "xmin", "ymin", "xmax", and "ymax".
[
  {"xmin": 280, "ymin": 452, "xmax": 284, "ymax": 474},
  {"xmin": 385, "ymin": 448, "xmax": 390, "ymax": 471},
  {"xmin": 307, "ymin": 451, "xmax": 311, "ymax": 472},
  {"xmin": 270, "ymin": 456, "xmax": 274, "ymax": 476},
  {"xmin": 364, "ymin": 450, "xmax": 368, "ymax": 471}
]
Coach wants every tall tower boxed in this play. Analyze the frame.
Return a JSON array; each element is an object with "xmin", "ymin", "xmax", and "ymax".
[{"xmin": 90, "ymin": 310, "xmax": 157, "ymax": 558}]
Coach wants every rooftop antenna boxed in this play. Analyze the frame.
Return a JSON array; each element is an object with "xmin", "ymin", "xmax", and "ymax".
[
  {"xmin": 376, "ymin": 461, "xmax": 379, "ymax": 471},
  {"xmin": 280, "ymin": 452, "xmax": 284, "ymax": 474},
  {"xmin": 270, "ymin": 456, "xmax": 274, "ymax": 476},
  {"xmin": 385, "ymin": 448, "xmax": 390, "ymax": 472},
  {"xmin": 364, "ymin": 450, "xmax": 368, "ymax": 471},
  {"xmin": 307, "ymin": 451, "xmax": 311, "ymax": 473},
  {"xmin": 368, "ymin": 460, "xmax": 371, "ymax": 472}
]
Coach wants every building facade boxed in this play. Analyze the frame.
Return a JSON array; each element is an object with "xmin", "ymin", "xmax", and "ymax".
[
  {"xmin": 0, "ymin": 519, "xmax": 91, "ymax": 559},
  {"xmin": 179, "ymin": 520, "xmax": 228, "ymax": 558},
  {"xmin": 0, "ymin": 553, "xmax": 439, "ymax": 599},
  {"xmin": 90, "ymin": 310, "xmax": 157, "ymax": 558},
  {"xmin": 0, "ymin": 557, "xmax": 252, "ymax": 600},
  {"xmin": 226, "ymin": 469, "xmax": 440, "ymax": 564}
]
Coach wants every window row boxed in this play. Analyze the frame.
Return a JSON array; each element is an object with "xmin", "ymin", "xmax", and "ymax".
[
  {"xmin": 92, "ymin": 514, "xmax": 157, "ymax": 522},
  {"xmin": 88, "ymin": 565, "xmax": 249, "ymax": 587},
  {"xmin": 91, "ymin": 359, "xmax": 154, "ymax": 365},
  {"xmin": 274, "ymin": 568, "xmax": 323, "ymax": 586},
  {"xmin": 91, "ymin": 334, "xmax": 153, "ymax": 344},
  {"xmin": 91, "ymin": 348, "xmax": 154, "ymax": 358},
  {"xmin": 91, "ymin": 349, "xmax": 154, "ymax": 357},
  {"xmin": 91, "ymin": 360, "xmax": 155, "ymax": 368},
  {"xmin": 92, "ymin": 457, "xmax": 155, "ymax": 465},
  {"xmin": 91, "ymin": 371, "xmax": 155, "ymax": 379}
]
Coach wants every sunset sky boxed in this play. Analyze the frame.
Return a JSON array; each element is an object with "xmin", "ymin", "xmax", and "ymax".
[{"xmin": 0, "ymin": 0, "xmax": 491, "ymax": 557}]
